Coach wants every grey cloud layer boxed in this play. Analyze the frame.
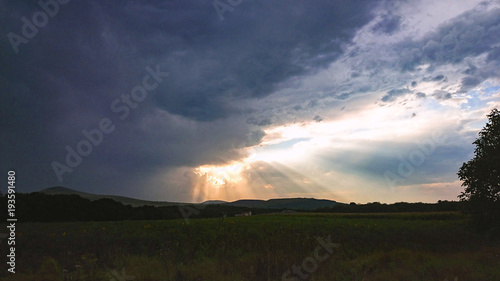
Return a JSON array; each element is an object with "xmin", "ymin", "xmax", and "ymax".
[
  {"xmin": 2, "ymin": 0, "xmax": 498, "ymax": 201},
  {"xmin": 306, "ymin": 2, "xmax": 500, "ymax": 106},
  {"xmin": 1, "ymin": 0, "xmax": 379, "ymax": 197}
]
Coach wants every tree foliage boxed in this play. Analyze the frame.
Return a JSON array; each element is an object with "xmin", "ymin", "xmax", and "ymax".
[{"xmin": 458, "ymin": 108, "xmax": 500, "ymax": 232}]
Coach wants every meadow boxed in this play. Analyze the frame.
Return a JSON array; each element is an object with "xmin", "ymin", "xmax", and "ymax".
[{"xmin": 2, "ymin": 212, "xmax": 499, "ymax": 281}]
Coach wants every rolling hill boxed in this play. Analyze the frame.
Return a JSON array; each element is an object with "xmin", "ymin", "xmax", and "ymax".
[
  {"xmin": 38, "ymin": 187, "xmax": 339, "ymax": 210},
  {"xmin": 39, "ymin": 186, "xmax": 183, "ymax": 207}
]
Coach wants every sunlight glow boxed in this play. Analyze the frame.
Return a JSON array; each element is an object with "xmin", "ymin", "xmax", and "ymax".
[
  {"xmin": 194, "ymin": 102, "xmax": 446, "ymax": 194},
  {"xmin": 191, "ymin": 87, "xmax": 499, "ymax": 202},
  {"xmin": 195, "ymin": 163, "xmax": 246, "ymax": 188}
]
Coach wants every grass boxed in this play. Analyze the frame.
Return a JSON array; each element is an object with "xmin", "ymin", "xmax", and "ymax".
[{"xmin": 1, "ymin": 212, "xmax": 499, "ymax": 280}]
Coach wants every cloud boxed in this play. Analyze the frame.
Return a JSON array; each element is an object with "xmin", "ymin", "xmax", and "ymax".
[
  {"xmin": 313, "ymin": 115, "xmax": 324, "ymax": 122},
  {"xmin": 422, "ymin": 74, "xmax": 446, "ymax": 82},
  {"xmin": 416, "ymin": 92, "xmax": 427, "ymax": 98},
  {"xmin": 264, "ymin": 184, "xmax": 275, "ymax": 189},
  {"xmin": 246, "ymin": 117, "xmax": 272, "ymax": 127},
  {"xmin": 2, "ymin": 0, "xmax": 499, "ymax": 203},
  {"xmin": 397, "ymin": 3, "xmax": 500, "ymax": 72},
  {"xmin": 0, "ymin": 0, "xmax": 380, "ymax": 199},
  {"xmin": 371, "ymin": 13, "xmax": 403, "ymax": 35},
  {"xmin": 460, "ymin": 76, "xmax": 484, "ymax": 92},
  {"xmin": 382, "ymin": 88, "xmax": 412, "ymax": 102},
  {"xmin": 432, "ymin": 90, "xmax": 452, "ymax": 100}
]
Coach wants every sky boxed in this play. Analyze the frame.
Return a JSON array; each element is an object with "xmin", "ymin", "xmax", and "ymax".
[{"xmin": 1, "ymin": 0, "xmax": 500, "ymax": 204}]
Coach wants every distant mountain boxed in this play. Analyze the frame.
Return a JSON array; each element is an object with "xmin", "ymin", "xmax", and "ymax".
[
  {"xmin": 39, "ymin": 187, "xmax": 338, "ymax": 210},
  {"xmin": 39, "ymin": 186, "xmax": 182, "ymax": 207},
  {"xmin": 225, "ymin": 198, "xmax": 338, "ymax": 210},
  {"xmin": 202, "ymin": 200, "xmax": 228, "ymax": 205}
]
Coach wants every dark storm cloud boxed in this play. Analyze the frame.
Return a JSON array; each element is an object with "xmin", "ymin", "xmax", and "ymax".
[
  {"xmin": 487, "ymin": 46, "xmax": 500, "ymax": 61},
  {"xmin": 1, "ymin": 0, "xmax": 379, "ymax": 196},
  {"xmin": 100, "ymin": 0, "xmax": 380, "ymax": 122},
  {"xmin": 371, "ymin": 13, "xmax": 402, "ymax": 35}
]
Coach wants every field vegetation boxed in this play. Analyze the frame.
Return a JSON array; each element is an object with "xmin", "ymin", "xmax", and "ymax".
[{"xmin": 2, "ymin": 212, "xmax": 499, "ymax": 281}]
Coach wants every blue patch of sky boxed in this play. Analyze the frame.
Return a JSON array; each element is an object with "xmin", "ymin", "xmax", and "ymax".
[
  {"xmin": 255, "ymin": 138, "xmax": 311, "ymax": 153},
  {"xmin": 461, "ymin": 82, "xmax": 500, "ymax": 110}
]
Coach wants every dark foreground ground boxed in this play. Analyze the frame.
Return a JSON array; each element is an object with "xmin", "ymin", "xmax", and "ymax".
[{"xmin": 1, "ymin": 212, "xmax": 499, "ymax": 281}]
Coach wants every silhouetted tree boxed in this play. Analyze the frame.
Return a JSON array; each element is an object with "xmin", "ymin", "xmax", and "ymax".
[{"xmin": 458, "ymin": 108, "xmax": 500, "ymax": 232}]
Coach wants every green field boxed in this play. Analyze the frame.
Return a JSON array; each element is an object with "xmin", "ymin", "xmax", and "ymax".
[{"xmin": 3, "ymin": 212, "xmax": 500, "ymax": 281}]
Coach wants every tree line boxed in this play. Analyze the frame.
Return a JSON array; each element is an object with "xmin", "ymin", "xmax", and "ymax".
[
  {"xmin": 315, "ymin": 200, "xmax": 464, "ymax": 214},
  {"xmin": 0, "ymin": 192, "xmax": 272, "ymax": 222},
  {"xmin": 0, "ymin": 192, "xmax": 465, "ymax": 223}
]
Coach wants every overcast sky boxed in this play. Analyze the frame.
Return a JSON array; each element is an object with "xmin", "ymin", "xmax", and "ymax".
[{"xmin": 2, "ymin": 0, "xmax": 500, "ymax": 203}]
